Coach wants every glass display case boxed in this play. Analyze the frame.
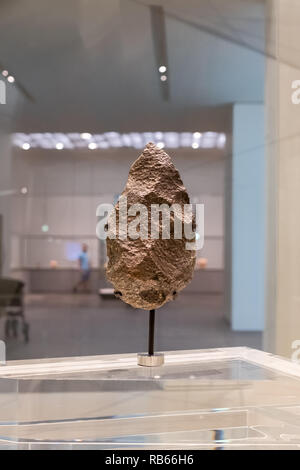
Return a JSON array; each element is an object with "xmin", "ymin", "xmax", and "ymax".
[{"xmin": 0, "ymin": 347, "xmax": 300, "ymax": 449}]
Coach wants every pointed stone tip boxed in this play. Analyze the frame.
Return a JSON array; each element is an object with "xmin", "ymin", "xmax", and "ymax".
[
  {"xmin": 145, "ymin": 142, "xmax": 155, "ymax": 149},
  {"xmin": 143, "ymin": 142, "xmax": 158, "ymax": 156},
  {"xmin": 144, "ymin": 142, "xmax": 165, "ymax": 154}
]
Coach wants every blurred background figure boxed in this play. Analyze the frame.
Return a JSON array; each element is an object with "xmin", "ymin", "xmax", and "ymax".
[{"xmin": 73, "ymin": 244, "xmax": 91, "ymax": 293}]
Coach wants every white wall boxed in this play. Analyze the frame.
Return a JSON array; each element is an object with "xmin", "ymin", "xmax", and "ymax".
[
  {"xmin": 11, "ymin": 147, "xmax": 225, "ymax": 270},
  {"xmin": 0, "ymin": 83, "xmax": 19, "ymax": 276},
  {"xmin": 231, "ymin": 103, "xmax": 265, "ymax": 331},
  {"xmin": 0, "ymin": 132, "xmax": 12, "ymax": 276},
  {"xmin": 264, "ymin": 0, "xmax": 300, "ymax": 357}
]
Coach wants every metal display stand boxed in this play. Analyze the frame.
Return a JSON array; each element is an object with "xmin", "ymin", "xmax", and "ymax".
[{"xmin": 137, "ymin": 309, "xmax": 164, "ymax": 367}]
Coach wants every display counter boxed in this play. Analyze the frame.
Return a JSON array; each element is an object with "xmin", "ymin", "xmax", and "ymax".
[
  {"xmin": 0, "ymin": 347, "xmax": 300, "ymax": 449},
  {"xmin": 11, "ymin": 268, "xmax": 224, "ymax": 294}
]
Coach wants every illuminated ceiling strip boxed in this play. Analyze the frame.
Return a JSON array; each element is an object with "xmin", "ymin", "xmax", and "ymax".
[{"xmin": 12, "ymin": 132, "xmax": 226, "ymax": 150}]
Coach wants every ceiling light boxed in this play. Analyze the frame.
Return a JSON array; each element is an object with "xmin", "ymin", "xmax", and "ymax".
[
  {"xmin": 164, "ymin": 132, "xmax": 179, "ymax": 148},
  {"xmin": 180, "ymin": 132, "xmax": 193, "ymax": 147},
  {"xmin": 88, "ymin": 142, "xmax": 97, "ymax": 150},
  {"xmin": 160, "ymin": 75, "xmax": 167, "ymax": 82},
  {"xmin": 105, "ymin": 132, "xmax": 122, "ymax": 147},
  {"xmin": 81, "ymin": 132, "xmax": 91, "ymax": 140},
  {"xmin": 157, "ymin": 142, "xmax": 165, "ymax": 149},
  {"xmin": 158, "ymin": 65, "xmax": 167, "ymax": 73},
  {"xmin": 41, "ymin": 224, "xmax": 49, "ymax": 233},
  {"xmin": 1, "ymin": 70, "xmax": 8, "ymax": 77},
  {"xmin": 193, "ymin": 132, "xmax": 202, "ymax": 139},
  {"xmin": 20, "ymin": 187, "xmax": 28, "ymax": 195},
  {"xmin": 201, "ymin": 132, "xmax": 218, "ymax": 148},
  {"xmin": 130, "ymin": 132, "xmax": 143, "ymax": 149},
  {"xmin": 217, "ymin": 133, "xmax": 226, "ymax": 148},
  {"xmin": 7, "ymin": 76, "xmax": 15, "ymax": 83},
  {"xmin": 12, "ymin": 132, "xmax": 226, "ymax": 150},
  {"xmin": 122, "ymin": 134, "xmax": 133, "ymax": 146},
  {"xmin": 98, "ymin": 141, "xmax": 109, "ymax": 149}
]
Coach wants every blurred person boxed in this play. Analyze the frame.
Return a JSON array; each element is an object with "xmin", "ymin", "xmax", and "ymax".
[{"xmin": 73, "ymin": 243, "xmax": 91, "ymax": 293}]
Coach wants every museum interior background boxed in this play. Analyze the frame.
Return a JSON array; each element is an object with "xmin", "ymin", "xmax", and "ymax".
[{"xmin": 0, "ymin": 0, "xmax": 297, "ymax": 361}]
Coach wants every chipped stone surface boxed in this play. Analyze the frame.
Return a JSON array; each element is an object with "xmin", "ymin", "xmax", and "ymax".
[{"xmin": 106, "ymin": 142, "xmax": 196, "ymax": 310}]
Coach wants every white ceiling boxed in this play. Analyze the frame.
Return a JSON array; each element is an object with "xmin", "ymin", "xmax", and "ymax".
[{"xmin": 0, "ymin": 0, "xmax": 265, "ymax": 132}]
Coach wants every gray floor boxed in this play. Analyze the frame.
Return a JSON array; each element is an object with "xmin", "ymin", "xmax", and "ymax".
[{"xmin": 3, "ymin": 293, "xmax": 262, "ymax": 361}]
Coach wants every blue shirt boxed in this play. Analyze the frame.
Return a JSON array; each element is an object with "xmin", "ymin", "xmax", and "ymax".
[{"xmin": 79, "ymin": 252, "xmax": 89, "ymax": 271}]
